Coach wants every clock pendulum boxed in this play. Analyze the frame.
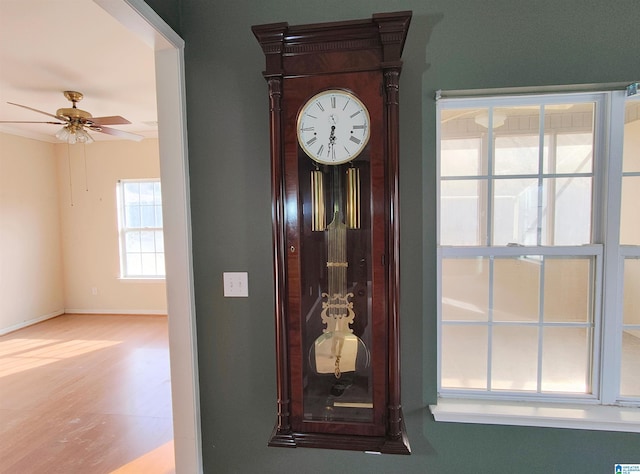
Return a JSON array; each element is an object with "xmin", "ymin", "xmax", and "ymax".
[{"xmin": 311, "ymin": 164, "xmax": 366, "ymax": 383}]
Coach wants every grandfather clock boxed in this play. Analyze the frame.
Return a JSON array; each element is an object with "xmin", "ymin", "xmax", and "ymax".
[{"xmin": 252, "ymin": 11, "xmax": 411, "ymax": 454}]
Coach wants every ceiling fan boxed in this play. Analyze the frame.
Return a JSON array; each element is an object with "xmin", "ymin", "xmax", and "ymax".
[{"xmin": 1, "ymin": 91, "xmax": 144, "ymax": 143}]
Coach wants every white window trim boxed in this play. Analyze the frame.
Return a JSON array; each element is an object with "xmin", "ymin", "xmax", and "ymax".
[{"xmin": 433, "ymin": 85, "xmax": 640, "ymax": 432}]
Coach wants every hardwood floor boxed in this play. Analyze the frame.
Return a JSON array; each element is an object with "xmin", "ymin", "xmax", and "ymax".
[{"xmin": 0, "ymin": 314, "xmax": 175, "ymax": 474}]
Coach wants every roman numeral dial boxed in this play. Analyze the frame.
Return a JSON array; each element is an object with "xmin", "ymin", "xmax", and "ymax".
[{"xmin": 297, "ymin": 89, "xmax": 370, "ymax": 165}]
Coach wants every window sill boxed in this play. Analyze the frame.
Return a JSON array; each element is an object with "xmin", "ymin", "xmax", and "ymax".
[{"xmin": 429, "ymin": 398, "xmax": 640, "ymax": 433}]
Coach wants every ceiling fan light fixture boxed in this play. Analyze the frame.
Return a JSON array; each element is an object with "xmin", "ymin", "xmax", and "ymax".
[
  {"xmin": 475, "ymin": 111, "xmax": 507, "ymax": 129},
  {"xmin": 55, "ymin": 126, "xmax": 71, "ymax": 142},
  {"xmin": 75, "ymin": 128, "xmax": 94, "ymax": 144},
  {"xmin": 55, "ymin": 125, "xmax": 94, "ymax": 144}
]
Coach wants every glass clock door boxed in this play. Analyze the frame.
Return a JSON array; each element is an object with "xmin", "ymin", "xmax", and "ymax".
[{"xmin": 298, "ymin": 156, "xmax": 374, "ymax": 423}]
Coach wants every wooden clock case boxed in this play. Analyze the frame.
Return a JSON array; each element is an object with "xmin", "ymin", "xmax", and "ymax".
[{"xmin": 252, "ymin": 11, "xmax": 411, "ymax": 454}]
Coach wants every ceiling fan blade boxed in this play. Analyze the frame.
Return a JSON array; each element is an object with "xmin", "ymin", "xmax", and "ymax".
[
  {"xmin": 88, "ymin": 115, "xmax": 132, "ymax": 126},
  {"xmin": 90, "ymin": 125, "xmax": 144, "ymax": 142},
  {"xmin": 0, "ymin": 120, "xmax": 63, "ymax": 124},
  {"xmin": 7, "ymin": 102, "xmax": 66, "ymax": 121}
]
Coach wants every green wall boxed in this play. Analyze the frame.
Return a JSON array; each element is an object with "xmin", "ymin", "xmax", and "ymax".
[{"xmin": 147, "ymin": 0, "xmax": 639, "ymax": 472}]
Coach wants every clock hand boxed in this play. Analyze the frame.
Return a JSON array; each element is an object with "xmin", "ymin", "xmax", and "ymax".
[
  {"xmin": 328, "ymin": 125, "xmax": 336, "ymax": 146},
  {"xmin": 327, "ymin": 125, "xmax": 336, "ymax": 158}
]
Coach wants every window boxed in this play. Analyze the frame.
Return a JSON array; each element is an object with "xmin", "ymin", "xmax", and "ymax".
[
  {"xmin": 436, "ymin": 87, "xmax": 640, "ymax": 419},
  {"xmin": 620, "ymin": 95, "xmax": 640, "ymax": 400},
  {"xmin": 117, "ymin": 179, "xmax": 165, "ymax": 278}
]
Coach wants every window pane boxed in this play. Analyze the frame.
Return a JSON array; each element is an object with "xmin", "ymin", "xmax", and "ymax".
[
  {"xmin": 139, "ymin": 182, "xmax": 155, "ymax": 204},
  {"xmin": 622, "ymin": 99, "xmax": 640, "ymax": 173},
  {"xmin": 470, "ymin": 107, "xmax": 510, "ymax": 134},
  {"xmin": 542, "ymin": 177, "xmax": 592, "ymax": 246},
  {"xmin": 441, "ymin": 137, "xmax": 484, "ymax": 177},
  {"xmin": 155, "ymin": 231, "xmax": 165, "ymax": 253},
  {"xmin": 496, "ymin": 105, "xmax": 538, "ymax": 131},
  {"xmin": 441, "ymin": 325, "xmax": 487, "ymax": 390},
  {"xmin": 544, "ymin": 257, "xmax": 592, "ymax": 323},
  {"xmin": 541, "ymin": 327, "xmax": 591, "ymax": 393},
  {"xmin": 154, "ymin": 181, "xmax": 163, "ymax": 203},
  {"xmin": 155, "ymin": 205, "xmax": 163, "ymax": 227},
  {"xmin": 440, "ymin": 180, "xmax": 485, "ymax": 245},
  {"xmin": 124, "ymin": 182, "xmax": 140, "ymax": 203},
  {"xmin": 621, "ymin": 258, "xmax": 640, "ymax": 397},
  {"xmin": 125, "ymin": 205, "xmax": 141, "ymax": 228},
  {"xmin": 492, "ymin": 326, "xmax": 538, "ymax": 391},
  {"xmin": 140, "ymin": 231, "xmax": 156, "ymax": 252},
  {"xmin": 441, "ymin": 107, "xmax": 487, "ymax": 139},
  {"xmin": 623, "ymin": 259, "xmax": 640, "ymax": 326},
  {"xmin": 493, "ymin": 258, "xmax": 539, "ymax": 322},
  {"xmin": 620, "ymin": 329, "xmax": 640, "ymax": 398},
  {"xmin": 442, "ymin": 258, "xmax": 489, "ymax": 321},
  {"xmin": 141, "ymin": 253, "xmax": 157, "ymax": 275},
  {"xmin": 156, "ymin": 253, "xmax": 166, "ymax": 276},
  {"xmin": 140, "ymin": 204, "xmax": 156, "ymax": 227},
  {"xmin": 495, "ymin": 135, "xmax": 539, "ymax": 176},
  {"xmin": 620, "ymin": 176, "xmax": 640, "ymax": 245},
  {"xmin": 554, "ymin": 133, "xmax": 593, "ymax": 174},
  {"xmin": 126, "ymin": 253, "xmax": 142, "ymax": 276},
  {"xmin": 125, "ymin": 231, "xmax": 141, "ymax": 252},
  {"xmin": 492, "ymin": 178, "xmax": 538, "ymax": 246},
  {"xmin": 544, "ymin": 103, "xmax": 594, "ymax": 173}
]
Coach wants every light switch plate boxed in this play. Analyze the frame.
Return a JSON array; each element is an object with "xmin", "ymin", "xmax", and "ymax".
[{"xmin": 223, "ymin": 272, "xmax": 249, "ymax": 297}]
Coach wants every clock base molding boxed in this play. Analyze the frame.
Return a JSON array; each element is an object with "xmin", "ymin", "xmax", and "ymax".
[{"xmin": 268, "ymin": 415, "xmax": 411, "ymax": 454}]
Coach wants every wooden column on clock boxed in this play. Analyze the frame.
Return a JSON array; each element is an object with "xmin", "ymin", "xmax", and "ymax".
[{"xmin": 253, "ymin": 11, "xmax": 411, "ymax": 454}]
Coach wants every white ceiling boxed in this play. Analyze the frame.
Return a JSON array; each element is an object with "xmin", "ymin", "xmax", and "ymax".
[{"xmin": 0, "ymin": 0, "xmax": 157, "ymax": 143}]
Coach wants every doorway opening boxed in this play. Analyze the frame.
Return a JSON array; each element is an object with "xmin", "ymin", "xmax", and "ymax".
[{"xmin": 96, "ymin": 1, "xmax": 201, "ymax": 472}]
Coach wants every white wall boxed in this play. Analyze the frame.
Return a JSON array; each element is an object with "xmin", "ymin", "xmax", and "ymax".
[
  {"xmin": 0, "ymin": 133, "xmax": 166, "ymax": 334},
  {"xmin": 0, "ymin": 133, "xmax": 64, "ymax": 333},
  {"xmin": 56, "ymin": 138, "xmax": 167, "ymax": 314}
]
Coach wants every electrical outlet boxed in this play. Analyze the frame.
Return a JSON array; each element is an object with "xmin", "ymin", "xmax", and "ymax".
[
  {"xmin": 223, "ymin": 272, "xmax": 249, "ymax": 297},
  {"xmin": 91, "ymin": 287, "xmax": 98, "ymax": 296}
]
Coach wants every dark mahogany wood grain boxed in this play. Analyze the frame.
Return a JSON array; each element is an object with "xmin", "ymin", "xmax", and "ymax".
[{"xmin": 254, "ymin": 11, "xmax": 411, "ymax": 454}]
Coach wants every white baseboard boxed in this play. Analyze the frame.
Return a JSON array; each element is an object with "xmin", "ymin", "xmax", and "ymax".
[
  {"xmin": 64, "ymin": 309, "xmax": 167, "ymax": 316},
  {"xmin": 0, "ymin": 309, "xmax": 65, "ymax": 336}
]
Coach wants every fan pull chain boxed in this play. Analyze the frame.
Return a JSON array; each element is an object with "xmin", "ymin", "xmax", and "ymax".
[
  {"xmin": 83, "ymin": 143, "xmax": 89, "ymax": 192},
  {"xmin": 67, "ymin": 144, "xmax": 74, "ymax": 207}
]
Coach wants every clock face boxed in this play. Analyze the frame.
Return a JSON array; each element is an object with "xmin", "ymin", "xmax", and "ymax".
[{"xmin": 297, "ymin": 89, "xmax": 370, "ymax": 165}]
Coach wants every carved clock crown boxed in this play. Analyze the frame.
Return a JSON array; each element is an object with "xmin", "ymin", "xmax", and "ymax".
[{"xmin": 252, "ymin": 12, "xmax": 411, "ymax": 77}]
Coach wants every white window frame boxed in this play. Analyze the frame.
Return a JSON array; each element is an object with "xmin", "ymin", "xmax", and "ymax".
[
  {"xmin": 431, "ymin": 86, "xmax": 640, "ymax": 433},
  {"xmin": 117, "ymin": 178, "xmax": 166, "ymax": 279}
]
